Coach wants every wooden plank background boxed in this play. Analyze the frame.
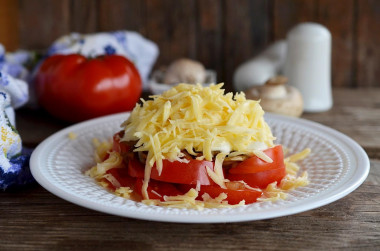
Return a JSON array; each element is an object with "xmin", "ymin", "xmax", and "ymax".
[{"xmin": 0, "ymin": 0, "xmax": 379, "ymax": 91}]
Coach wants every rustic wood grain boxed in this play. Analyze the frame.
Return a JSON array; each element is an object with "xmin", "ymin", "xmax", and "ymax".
[
  {"xmin": 0, "ymin": 160, "xmax": 378, "ymax": 250},
  {"xmin": 224, "ymin": 0, "xmax": 271, "ymax": 91},
  {"xmin": 0, "ymin": 0, "xmax": 19, "ymax": 51},
  {"xmin": 196, "ymin": 0, "xmax": 223, "ymax": 83},
  {"xmin": 70, "ymin": 0, "xmax": 98, "ymax": 33},
  {"xmin": 15, "ymin": 108, "xmax": 70, "ymax": 148},
  {"xmin": 302, "ymin": 88, "xmax": 380, "ymax": 153},
  {"xmin": 357, "ymin": 0, "xmax": 380, "ymax": 87},
  {"xmin": 145, "ymin": 0, "xmax": 197, "ymax": 69},
  {"xmin": 367, "ymin": 160, "xmax": 380, "ymax": 185},
  {"xmin": 317, "ymin": 0, "xmax": 355, "ymax": 87},
  {"xmin": 18, "ymin": 0, "xmax": 71, "ymax": 50},
  {"xmin": 0, "ymin": 0, "xmax": 379, "ymax": 88},
  {"xmin": 273, "ymin": 0, "xmax": 317, "ymax": 40},
  {"xmin": 98, "ymin": 0, "xmax": 146, "ymax": 34}
]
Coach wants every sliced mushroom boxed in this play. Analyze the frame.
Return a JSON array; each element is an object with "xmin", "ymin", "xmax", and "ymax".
[
  {"xmin": 245, "ymin": 76, "xmax": 303, "ymax": 117},
  {"xmin": 163, "ymin": 58, "xmax": 206, "ymax": 85}
]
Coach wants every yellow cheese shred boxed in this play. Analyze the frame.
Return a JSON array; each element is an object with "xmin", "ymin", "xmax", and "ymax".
[
  {"xmin": 115, "ymin": 187, "xmax": 133, "ymax": 199},
  {"xmin": 142, "ymin": 188, "xmax": 245, "ymax": 210},
  {"xmin": 68, "ymin": 132, "xmax": 77, "ymax": 140}
]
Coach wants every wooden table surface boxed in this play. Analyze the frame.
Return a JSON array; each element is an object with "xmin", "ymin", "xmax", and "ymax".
[{"xmin": 1, "ymin": 88, "xmax": 379, "ymax": 250}]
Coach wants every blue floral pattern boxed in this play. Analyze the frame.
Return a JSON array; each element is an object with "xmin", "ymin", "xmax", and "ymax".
[
  {"xmin": 0, "ymin": 44, "xmax": 29, "ymax": 110},
  {"xmin": 0, "ymin": 70, "xmax": 9, "ymax": 86},
  {"xmin": 104, "ymin": 45, "xmax": 116, "ymax": 55},
  {"xmin": 45, "ymin": 31, "xmax": 159, "ymax": 89},
  {"xmin": 0, "ymin": 45, "xmax": 32, "ymax": 190}
]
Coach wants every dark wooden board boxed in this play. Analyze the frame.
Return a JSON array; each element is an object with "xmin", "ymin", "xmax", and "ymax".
[
  {"xmin": 357, "ymin": 0, "xmax": 380, "ymax": 87},
  {"xmin": 272, "ymin": 0, "xmax": 317, "ymax": 40},
  {"xmin": 0, "ymin": 160, "xmax": 378, "ymax": 250},
  {"xmin": 70, "ymin": 0, "xmax": 98, "ymax": 33},
  {"xmin": 98, "ymin": 0, "xmax": 146, "ymax": 34},
  {"xmin": 145, "ymin": 0, "xmax": 197, "ymax": 69},
  {"xmin": 0, "ymin": 0, "xmax": 19, "ymax": 51},
  {"xmin": 317, "ymin": 0, "xmax": 355, "ymax": 87},
  {"xmin": 0, "ymin": 0, "xmax": 379, "ymax": 87},
  {"xmin": 18, "ymin": 0, "xmax": 71, "ymax": 50},
  {"xmin": 223, "ymin": 0, "xmax": 271, "ymax": 91},
  {"xmin": 302, "ymin": 88, "xmax": 380, "ymax": 153},
  {"xmin": 196, "ymin": 0, "xmax": 223, "ymax": 83}
]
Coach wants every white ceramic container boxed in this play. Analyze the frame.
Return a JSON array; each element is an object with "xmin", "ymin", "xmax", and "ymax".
[{"xmin": 284, "ymin": 23, "xmax": 333, "ymax": 112}]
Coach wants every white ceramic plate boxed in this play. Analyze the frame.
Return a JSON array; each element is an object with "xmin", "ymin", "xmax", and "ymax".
[{"xmin": 30, "ymin": 112, "xmax": 370, "ymax": 223}]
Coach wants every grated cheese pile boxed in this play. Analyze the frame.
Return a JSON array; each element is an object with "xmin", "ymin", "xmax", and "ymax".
[
  {"xmin": 121, "ymin": 83, "xmax": 275, "ymax": 198},
  {"xmin": 86, "ymin": 83, "xmax": 311, "ymax": 209},
  {"xmin": 122, "ymin": 83, "xmax": 274, "ymax": 166}
]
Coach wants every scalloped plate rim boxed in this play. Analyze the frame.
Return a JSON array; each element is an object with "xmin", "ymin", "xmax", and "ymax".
[{"xmin": 30, "ymin": 112, "xmax": 370, "ymax": 223}]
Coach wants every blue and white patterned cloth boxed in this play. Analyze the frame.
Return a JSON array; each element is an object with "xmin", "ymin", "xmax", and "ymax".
[
  {"xmin": 0, "ymin": 44, "xmax": 33, "ymax": 190},
  {"xmin": 46, "ymin": 31, "xmax": 159, "ymax": 89},
  {"xmin": 0, "ymin": 44, "xmax": 29, "ymax": 112}
]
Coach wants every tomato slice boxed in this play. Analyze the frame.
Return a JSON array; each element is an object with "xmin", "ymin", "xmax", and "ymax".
[
  {"xmin": 135, "ymin": 179, "xmax": 182, "ymax": 201},
  {"xmin": 128, "ymin": 157, "xmax": 215, "ymax": 185},
  {"xmin": 104, "ymin": 165, "xmax": 135, "ymax": 190},
  {"xmin": 180, "ymin": 183, "xmax": 262, "ymax": 205},
  {"xmin": 128, "ymin": 158, "xmax": 145, "ymax": 178},
  {"xmin": 112, "ymin": 131, "xmax": 130, "ymax": 154},
  {"xmin": 229, "ymin": 145, "xmax": 285, "ymax": 174},
  {"xmin": 107, "ymin": 167, "xmax": 135, "ymax": 187},
  {"xmin": 151, "ymin": 159, "xmax": 215, "ymax": 185},
  {"xmin": 227, "ymin": 165, "xmax": 286, "ymax": 189}
]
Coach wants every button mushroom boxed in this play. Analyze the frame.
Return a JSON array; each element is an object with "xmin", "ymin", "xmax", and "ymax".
[
  {"xmin": 163, "ymin": 58, "xmax": 206, "ymax": 85},
  {"xmin": 244, "ymin": 76, "xmax": 304, "ymax": 117}
]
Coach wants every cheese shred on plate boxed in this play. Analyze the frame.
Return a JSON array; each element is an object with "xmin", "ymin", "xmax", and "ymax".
[{"xmin": 86, "ymin": 83, "xmax": 310, "ymax": 209}]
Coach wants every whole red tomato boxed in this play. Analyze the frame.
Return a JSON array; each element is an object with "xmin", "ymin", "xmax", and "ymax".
[{"xmin": 35, "ymin": 54, "xmax": 142, "ymax": 122}]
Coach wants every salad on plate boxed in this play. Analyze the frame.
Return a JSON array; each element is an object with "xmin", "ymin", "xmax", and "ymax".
[{"xmin": 86, "ymin": 83, "xmax": 310, "ymax": 209}]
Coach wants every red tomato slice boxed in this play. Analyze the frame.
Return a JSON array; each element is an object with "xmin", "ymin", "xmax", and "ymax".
[
  {"xmin": 105, "ymin": 165, "xmax": 135, "ymax": 190},
  {"xmin": 112, "ymin": 131, "xmax": 130, "ymax": 154},
  {"xmin": 151, "ymin": 159, "xmax": 215, "ymax": 185},
  {"xmin": 135, "ymin": 179, "xmax": 182, "ymax": 201},
  {"xmin": 227, "ymin": 165, "xmax": 286, "ymax": 189},
  {"xmin": 180, "ymin": 183, "xmax": 262, "ymax": 205},
  {"xmin": 229, "ymin": 145, "xmax": 285, "ymax": 174},
  {"xmin": 128, "ymin": 157, "xmax": 215, "ymax": 185},
  {"xmin": 128, "ymin": 158, "xmax": 145, "ymax": 178}
]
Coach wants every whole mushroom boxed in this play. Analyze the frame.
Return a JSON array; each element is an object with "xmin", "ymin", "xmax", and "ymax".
[
  {"xmin": 245, "ymin": 76, "xmax": 303, "ymax": 117},
  {"xmin": 163, "ymin": 58, "xmax": 206, "ymax": 84}
]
